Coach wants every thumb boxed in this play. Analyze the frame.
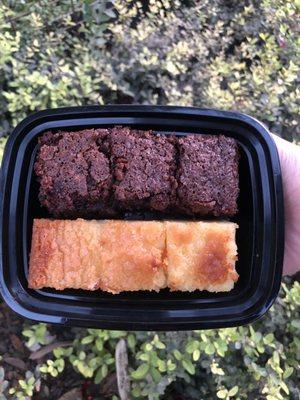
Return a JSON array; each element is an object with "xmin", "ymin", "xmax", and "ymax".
[{"xmin": 271, "ymin": 133, "xmax": 300, "ymax": 276}]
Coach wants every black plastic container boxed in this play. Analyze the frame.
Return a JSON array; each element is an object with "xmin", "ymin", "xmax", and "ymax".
[{"xmin": 0, "ymin": 106, "xmax": 284, "ymax": 330}]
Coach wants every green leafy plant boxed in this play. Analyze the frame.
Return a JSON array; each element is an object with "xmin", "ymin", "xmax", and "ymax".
[
  {"xmin": 0, "ymin": 0, "xmax": 299, "ymax": 140},
  {"xmin": 23, "ymin": 280, "xmax": 298, "ymax": 399},
  {"xmin": 39, "ymin": 358, "xmax": 65, "ymax": 378},
  {"xmin": 22, "ymin": 323, "xmax": 54, "ymax": 351},
  {"xmin": 8, "ymin": 372, "xmax": 38, "ymax": 400}
]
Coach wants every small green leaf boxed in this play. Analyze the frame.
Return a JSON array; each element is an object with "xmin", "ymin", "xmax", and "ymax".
[
  {"xmin": 253, "ymin": 332, "xmax": 262, "ymax": 343},
  {"xmin": 157, "ymin": 359, "xmax": 167, "ymax": 372},
  {"xmin": 57, "ymin": 359, "xmax": 65, "ymax": 372},
  {"xmin": 106, "ymin": 357, "xmax": 115, "ymax": 366},
  {"xmin": 263, "ymin": 333, "xmax": 274, "ymax": 345},
  {"xmin": 228, "ymin": 386, "xmax": 239, "ymax": 397},
  {"xmin": 257, "ymin": 344, "xmax": 265, "ymax": 354},
  {"xmin": 94, "ymin": 368, "xmax": 103, "ymax": 384},
  {"xmin": 217, "ymin": 389, "xmax": 228, "ymax": 399},
  {"xmin": 65, "ymin": 347, "xmax": 73, "ymax": 357},
  {"xmin": 291, "ymin": 319, "xmax": 300, "ymax": 329},
  {"xmin": 48, "ymin": 365, "xmax": 54, "ymax": 374},
  {"xmin": 53, "ymin": 348, "xmax": 64, "ymax": 358},
  {"xmin": 280, "ymin": 381, "xmax": 289, "ymax": 395},
  {"xmin": 205, "ymin": 343, "xmax": 215, "ymax": 355},
  {"xmin": 155, "ymin": 340, "xmax": 166, "ymax": 349},
  {"xmin": 28, "ymin": 337, "xmax": 36, "ymax": 348},
  {"xmin": 101, "ymin": 364, "xmax": 108, "ymax": 378},
  {"xmin": 150, "ymin": 352, "xmax": 158, "ymax": 366},
  {"xmin": 193, "ymin": 349, "xmax": 200, "ymax": 361},
  {"xmin": 77, "ymin": 361, "xmax": 88, "ymax": 376},
  {"xmin": 127, "ymin": 334, "xmax": 136, "ymax": 349},
  {"xmin": 139, "ymin": 353, "xmax": 149, "ymax": 362},
  {"xmin": 132, "ymin": 387, "xmax": 141, "ymax": 397},
  {"xmin": 173, "ymin": 349, "xmax": 182, "ymax": 360},
  {"xmin": 200, "ymin": 333, "xmax": 207, "ymax": 342},
  {"xmin": 145, "ymin": 343, "xmax": 153, "ymax": 352},
  {"xmin": 81, "ymin": 335, "xmax": 94, "ymax": 345},
  {"xmin": 186, "ymin": 341, "xmax": 197, "ymax": 353},
  {"xmin": 167, "ymin": 359, "xmax": 176, "ymax": 371},
  {"xmin": 28, "ymin": 377, "xmax": 35, "ymax": 386},
  {"xmin": 150, "ymin": 367, "xmax": 161, "ymax": 383},
  {"xmin": 273, "ymin": 351, "xmax": 280, "ymax": 365},
  {"xmin": 182, "ymin": 359, "xmax": 195, "ymax": 375},
  {"xmin": 51, "ymin": 369, "xmax": 58, "ymax": 377},
  {"xmin": 19, "ymin": 380, "xmax": 27, "ymax": 390},
  {"xmin": 96, "ymin": 339, "xmax": 103, "ymax": 351},
  {"xmin": 88, "ymin": 357, "xmax": 100, "ymax": 369},
  {"xmin": 283, "ymin": 366, "xmax": 293, "ymax": 379},
  {"xmin": 131, "ymin": 363, "xmax": 149, "ymax": 380},
  {"xmin": 109, "ymin": 329, "xmax": 124, "ymax": 338}
]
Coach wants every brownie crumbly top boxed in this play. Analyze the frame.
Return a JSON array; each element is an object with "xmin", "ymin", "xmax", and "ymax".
[
  {"xmin": 35, "ymin": 127, "xmax": 239, "ymax": 218},
  {"xmin": 110, "ymin": 127, "xmax": 177, "ymax": 212},
  {"xmin": 34, "ymin": 129, "xmax": 114, "ymax": 217},
  {"xmin": 176, "ymin": 134, "xmax": 239, "ymax": 216}
]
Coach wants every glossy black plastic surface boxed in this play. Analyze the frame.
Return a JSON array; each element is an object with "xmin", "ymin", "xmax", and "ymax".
[{"xmin": 0, "ymin": 106, "xmax": 284, "ymax": 330}]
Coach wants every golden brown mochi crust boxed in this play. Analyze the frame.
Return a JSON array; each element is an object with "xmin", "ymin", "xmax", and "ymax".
[
  {"xmin": 28, "ymin": 219, "xmax": 105, "ymax": 290},
  {"xmin": 28, "ymin": 219, "xmax": 238, "ymax": 294},
  {"xmin": 28, "ymin": 219, "xmax": 167, "ymax": 293},
  {"xmin": 166, "ymin": 221, "xmax": 238, "ymax": 292},
  {"xmin": 97, "ymin": 220, "xmax": 167, "ymax": 293}
]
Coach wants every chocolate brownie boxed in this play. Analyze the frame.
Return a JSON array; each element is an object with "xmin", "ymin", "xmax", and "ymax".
[
  {"xmin": 110, "ymin": 127, "xmax": 177, "ymax": 212},
  {"xmin": 176, "ymin": 135, "xmax": 239, "ymax": 216},
  {"xmin": 34, "ymin": 129, "xmax": 115, "ymax": 218},
  {"xmin": 35, "ymin": 127, "xmax": 239, "ymax": 218}
]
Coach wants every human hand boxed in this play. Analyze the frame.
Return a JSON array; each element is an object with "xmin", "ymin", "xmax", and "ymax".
[{"xmin": 271, "ymin": 134, "xmax": 300, "ymax": 276}]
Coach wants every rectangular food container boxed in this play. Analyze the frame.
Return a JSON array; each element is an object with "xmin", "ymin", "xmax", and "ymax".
[{"xmin": 0, "ymin": 106, "xmax": 284, "ymax": 330}]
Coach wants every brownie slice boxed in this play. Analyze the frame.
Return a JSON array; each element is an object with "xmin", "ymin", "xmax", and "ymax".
[
  {"xmin": 110, "ymin": 127, "xmax": 177, "ymax": 212},
  {"xmin": 176, "ymin": 135, "xmax": 239, "ymax": 216},
  {"xmin": 34, "ymin": 129, "xmax": 115, "ymax": 218}
]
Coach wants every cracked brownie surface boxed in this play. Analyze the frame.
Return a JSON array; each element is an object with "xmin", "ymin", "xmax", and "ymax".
[
  {"xmin": 35, "ymin": 127, "xmax": 239, "ymax": 218},
  {"xmin": 35, "ymin": 129, "xmax": 115, "ymax": 217},
  {"xmin": 110, "ymin": 126, "xmax": 177, "ymax": 212},
  {"xmin": 176, "ymin": 134, "xmax": 239, "ymax": 216}
]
